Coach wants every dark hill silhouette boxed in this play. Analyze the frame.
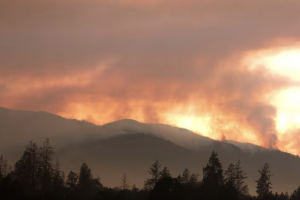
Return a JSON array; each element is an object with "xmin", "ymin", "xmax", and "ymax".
[{"xmin": 0, "ymin": 107, "xmax": 300, "ymax": 195}]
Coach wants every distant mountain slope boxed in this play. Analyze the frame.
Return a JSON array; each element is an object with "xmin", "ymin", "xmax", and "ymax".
[
  {"xmin": 56, "ymin": 133, "xmax": 300, "ymax": 195},
  {"xmin": 1, "ymin": 107, "xmax": 300, "ymax": 195},
  {"xmin": 0, "ymin": 107, "xmax": 100, "ymax": 157}
]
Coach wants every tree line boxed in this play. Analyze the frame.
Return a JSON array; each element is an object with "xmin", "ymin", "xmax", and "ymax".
[{"xmin": 1, "ymin": 139, "xmax": 300, "ymax": 200}]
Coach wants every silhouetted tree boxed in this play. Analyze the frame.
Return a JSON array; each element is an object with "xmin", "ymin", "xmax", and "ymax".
[
  {"xmin": 189, "ymin": 173, "xmax": 199, "ymax": 184},
  {"xmin": 202, "ymin": 151, "xmax": 224, "ymax": 187},
  {"xmin": 120, "ymin": 173, "xmax": 130, "ymax": 190},
  {"xmin": 14, "ymin": 140, "xmax": 40, "ymax": 190},
  {"xmin": 3, "ymin": 138, "xmax": 300, "ymax": 200},
  {"xmin": 149, "ymin": 177, "xmax": 179, "ymax": 200},
  {"xmin": 92, "ymin": 175, "xmax": 103, "ymax": 199},
  {"xmin": 256, "ymin": 163, "xmax": 273, "ymax": 199},
  {"xmin": 178, "ymin": 168, "xmax": 198, "ymax": 185},
  {"xmin": 180, "ymin": 168, "xmax": 190, "ymax": 184},
  {"xmin": 290, "ymin": 186, "xmax": 300, "ymax": 200},
  {"xmin": 132, "ymin": 184, "xmax": 139, "ymax": 192},
  {"xmin": 77, "ymin": 162, "xmax": 100, "ymax": 199},
  {"xmin": 201, "ymin": 151, "xmax": 224, "ymax": 200},
  {"xmin": 279, "ymin": 192, "xmax": 289, "ymax": 200},
  {"xmin": 53, "ymin": 157, "xmax": 65, "ymax": 193},
  {"xmin": 160, "ymin": 167, "xmax": 171, "ymax": 179},
  {"xmin": 0, "ymin": 155, "xmax": 7, "ymax": 178},
  {"xmin": 144, "ymin": 160, "xmax": 162, "ymax": 190},
  {"xmin": 78, "ymin": 162, "xmax": 93, "ymax": 189},
  {"xmin": 224, "ymin": 160, "xmax": 248, "ymax": 195},
  {"xmin": 39, "ymin": 138, "xmax": 55, "ymax": 193},
  {"xmin": 93, "ymin": 175, "xmax": 103, "ymax": 189},
  {"xmin": 235, "ymin": 160, "xmax": 248, "ymax": 195},
  {"xmin": 66, "ymin": 171, "xmax": 78, "ymax": 192},
  {"xmin": 224, "ymin": 163, "xmax": 236, "ymax": 184}
]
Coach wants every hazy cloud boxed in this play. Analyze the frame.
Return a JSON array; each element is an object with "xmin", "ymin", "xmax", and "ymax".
[{"xmin": 1, "ymin": 0, "xmax": 300, "ymax": 152}]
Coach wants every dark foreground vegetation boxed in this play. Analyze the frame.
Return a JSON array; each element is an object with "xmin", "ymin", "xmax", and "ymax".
[{"xmin": 0, "ymin": 139, "xmax": 300, "ymax": 200}]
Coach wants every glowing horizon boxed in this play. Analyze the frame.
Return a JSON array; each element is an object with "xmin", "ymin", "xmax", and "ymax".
[
  {"xmin": 1, "ymin": 0, "xmax": 300, "ymax": 156},
  {"xmin": 53, "ymin": 46, "xmax": 300, "ymax": 155}
]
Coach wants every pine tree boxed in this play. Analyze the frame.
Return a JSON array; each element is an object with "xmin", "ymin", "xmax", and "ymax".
[
  {"xmin": 160, "ymin": 167, "xmax": 171, "ymax": 179},
  {"xmin": 93, "ymin": 175, "xmax": 103, "ymax": 191},
  {"xmin": 66, "ymin": 171, "xmax": 78, "ymax": 192},
  {"xmin": 280, "ymin": 192, "xmax": 289, "ymax": 200},
  {"xmin": 290, "ymin": 186, "xmax": 300, "ymax": 200},
  {"xmin": 0, "ymin": 155, "xmax": 8, "ymax": 178},
  {"xmin": 53, "ymin": 157, "xmax": 64, "ymax": 191},
  {"xmin": 202, "ymin": 151, "xmax": 224, "ymax": 187},
  {"xmin": 181, "ymin": 168, "xmax": 190, "ymax": 184},
  {"xmin": 224, "ymin": 160, "xmax": 248, "ymax": 195},
  {"xmin": 284, "ymin": 192, "xmax": 289, "ymax": 200},
  {"xmin": 39, "ymin": 138, "xmax": 55, "ymax": 191},
  {"xmin": 14, "ymin": 140, "xmax": 40, "ymax": 189},
  {"xmin": 179, "ymin": 168, "xmax": 198, "ymax": 184},
  {"xmin": 256, "ymin": 163, "xmax": 273, "ymax": 199},
  {"xmin": 224, "ymin": 163, "xmax": 236, "ymax": 188},
  {"xmin": 78, "ymin": 162, "xmax": 93, "ymax": 191},
  {"xmin": 235, "ymin": 160, "xmax": 248, "ymax": 195},
  {"xmin": 144, "ymin": 160, "xmax": 162, "ymax": 189},
  {"xmin": 189, "ymin": 173, "xmax": 199, "ymax": 184},
  {"xmin": 274, "ymin": 192, "xmax": 280, "ymax": 199},
  {"xmin": 78, "ymin": 162, "xmax": 100, "ymax": 199},
  {"xmin": 120, "ymin": 173, "xmax": 130, "ymax": 190},
  {"xmin": 201, "ymin": 151, "xmax": 224, "ymax": 200}
]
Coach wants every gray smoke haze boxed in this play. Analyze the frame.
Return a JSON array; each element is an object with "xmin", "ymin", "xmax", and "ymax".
[{"xmin": 1, "ymin": 0, "xmax": 300, "ymax": 152}]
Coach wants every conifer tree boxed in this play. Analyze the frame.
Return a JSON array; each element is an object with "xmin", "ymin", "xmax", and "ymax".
[
  {"xmin": 235, "ymin": 160, "xmax": 248, "ymax": 194},
  {"xmin": 256, "ymin": 163, "xmax": 273, "ymax": 199},
  {"xmin": 160, "ymin": 166, "xmax": 171, "ymax": 179},
  {"xmin": 93, "ymin": 175, "xmax": 103, "ymax": 191},
  {"xmin": 78, "ymin": 162, "xmax": 100, "ymax": 199},
  {"xmin": 39, "ymin": 138, "xmax": 55, "ymax": 191},
  {"xmin": 66, "ymin": 171, "xmax": 78, "ymax": 192},
  {"xmin": 280, "ymin": 192, "xmax": 289, "ymax": 200},
  {"xmin": 53, "ymin": 157, "xmax": 64, "ymax": 191},
  {"xmin": 202, "ymin": 151, "xmax": 224, "ymax": 187},
  {"xmin": 0, "ymin": 155, "xmax": 7, "ymax": 178},
  {"xmin": 201, "ymin": 151, "xmax": 224, "ymax": 200},
  {"xmin": 78, "ymin": 162, "xmax": 93, "ymax": 191},
  {"xmin": 189, "ymin": 173, "xmax": 199, "ymax": 184},
  {"xmin": 14, "ymin": 140, "xmax": 40, "ymax": 189},
  {"xmin": 179, "ymin": 168, "xmax": 198, "ymax": 184},
  {"xmin": 181, "ymin": 168, "xmax": 190, "ymax": 184},
  {"xmin": 224, "ymin": 163, "xmax": 236, "ymax": 188},
  {"xmin": 224, "ymin": 160, "xmax": 248, "ymax": 195},
  {"xmin": 290, "ymin": 186, "xmax": 300, "ymax": 200},
  {"xmin": 144, "ymin": 160, "xmax": 162, "ymax": 189}
]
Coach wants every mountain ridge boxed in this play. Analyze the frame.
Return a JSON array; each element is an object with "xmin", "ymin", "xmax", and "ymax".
[{"xmin": 1, "ymin": 106, "xmax": 300, "ymax": 195}]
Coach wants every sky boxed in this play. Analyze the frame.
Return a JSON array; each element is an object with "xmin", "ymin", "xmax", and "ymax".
[{"xmin": 1, "ymin": 0, "xmax": 300, "ymax": 155}]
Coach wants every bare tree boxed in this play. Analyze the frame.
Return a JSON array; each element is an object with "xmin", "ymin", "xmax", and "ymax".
[{"xmin": 120, "ymin": 173, "xmax": 130, "ymax": 190}]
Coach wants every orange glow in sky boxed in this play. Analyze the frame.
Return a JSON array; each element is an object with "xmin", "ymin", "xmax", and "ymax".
[
  {"xmin": 141, "ymin": 46, "xmax": 300, "ymax": 152},
  {"xmin": 245, "ymin": 47, "xmax": 300, "ymax": 131},
  {"xmin": 55, "ymin": 46, "xmax": 300, "ymax": 155}
]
